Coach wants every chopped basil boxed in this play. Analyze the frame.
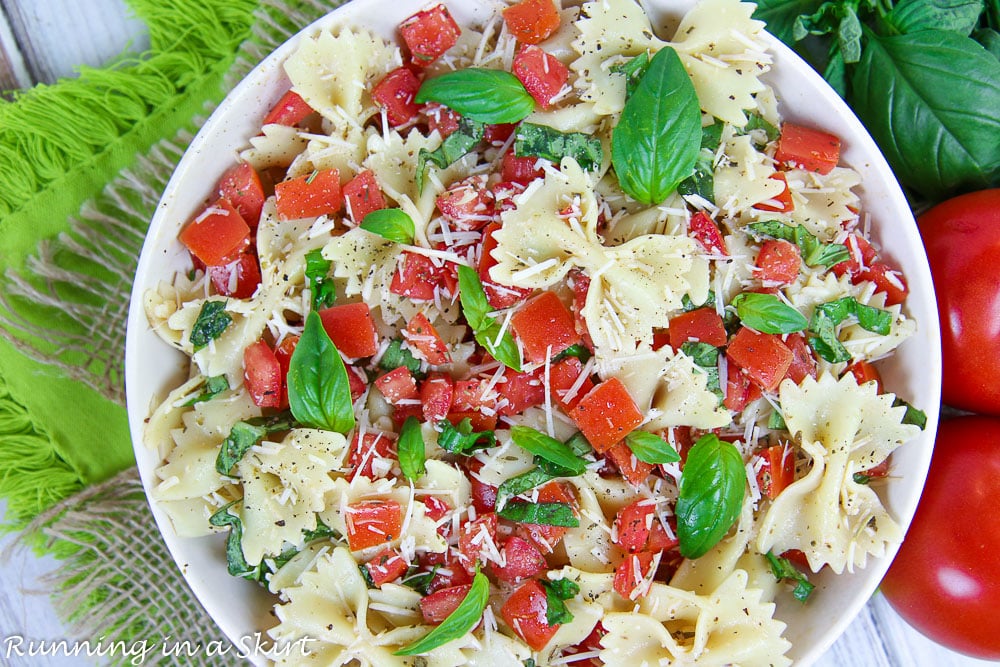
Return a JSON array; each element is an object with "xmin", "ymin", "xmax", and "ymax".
[
  {"xmin": 610, "ymin": 51, "xmax": 651, "ymax": 99},
  {"xmin": 302, "ymin": 519, "xmax": 338, "ymax": 543},
  {"xmin": 182, "ymin": 375, "xmax": 229, "ymax": 406},
  {"xmin": 676, "ymin": 434, "xmax": 746, "ymax": 559},
  {"xmin": 190, "ymin": 300, "xmax": 232, "ymax": 351},
  {"xmin": 401, "ymin": 566, "xmax": 438, "ymax": 595},
  {"xmin": 496, "ymin": 467, "xmax": 561, "ymax": 510},
  {"xmin": 564, "ymin": 432, "xmax": 593, "ymax": 457},
  {"xmin": 395, "ymin": 571, "xmax": 491, "ymax": 655},
  {"xmin": 304, "ymin": 249, "xmax": 336, "ymax": 311},
  {"xmin": 416, "ymin": 116, "xmax": 485, "ymax": 193},
  {"xmin": 457, "ymin": 265, "xmax": 521, "ymax": 371},
  {"xmin": 680, "ymin": 341, "xmax": 722, "ymax": 399},
  {"xmin": 287, "ymin": 311, "xmax": 355, "ymax": 433},
  {"xmin": 415, "ymin": 69, "xmax": 535, "ymax": 124},
  {"xmin": 541, "ymin": 578, "xmax": 580, "ymax": 625},
  {"xmin": 853, "ymin": 472, "xmax": 872, "ymax": 485},
  {"xmin": 624, "ymin": 430, "xmax": 681, "ymax": 465},
  {"xmin": 747, "ymin": 220, "xmax": 850, "ymax": 269},
  {"xmin": 515, "ymin": 122, "xmax": 604, "ymax": 171},
  {"xmin": 380, "ymin": 339, "xmax": 423, "ymax": 375},
  {"xmin": 497, "ymin": 501, "xmax": 580, "ymax": 527},
  {"xmin": 553, "ymin": 343, "xmax": 591, "ymax": 363},
  {"xmin": 732, "ymin": 292, "xmax": 808, "ymax": 334},
  {"xmin": 209, "ymin": 502, "xmax": 263, "ymax": 580},
  {"xmin": 894, "ymin": 397, "xmax": 928, "ymax": 429},
  {"xmin": 768, "ymin": 406, "xmax": 787, "ymax": 430},
  {"xmin": 682, "ymin": 290, "xmax": 716, "ymax": 312},
  {"xmin": 437, "ymin": 418, "xmax": 496, "ymax": 455},
  {"xmin": 360, "ymin": 208, "xmax": 416, "ymax": 245},
  {"xmin": 678, "ymin": 123, "xmax": 725, "ymax": 203},
  {"xmin": 215, "ymin": 412, "xmax": 296, "ymax": 475},
  {"xmin": 398, "ymin": 416, "xmax": 426, "ymax": 481},
  {"xmin": 742, "ymin": 111, "xmax": 781, "ymax": 143},
  {"xmin": 359, "ymin": 563, "xmax": 377, "ymax": 588},
  {"xmin": 510, "ymin": 425, "xmax": 588, "ymax": 475},
  {"xmin": 765, "ymin": 551, "xmax": 815, "ymax": 602},
  {"xmin": 808, "ymin": 297, "xmax": 893, "ymax": 362}
]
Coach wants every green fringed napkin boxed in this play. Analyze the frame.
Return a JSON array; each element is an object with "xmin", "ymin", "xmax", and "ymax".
[{"xmin": 0, "ymin": 0, "xmax": 337, "ymax": 662}]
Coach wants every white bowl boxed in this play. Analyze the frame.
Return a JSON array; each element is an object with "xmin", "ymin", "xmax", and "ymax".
[{"xmin": 124, "ymin": 0, "xmax": 942, "ymax": 663}]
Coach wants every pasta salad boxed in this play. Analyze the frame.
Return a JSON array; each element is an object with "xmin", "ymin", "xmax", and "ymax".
[{"xmin": 142, "ymin": 0, "xmax": 927, "ymax": 664}]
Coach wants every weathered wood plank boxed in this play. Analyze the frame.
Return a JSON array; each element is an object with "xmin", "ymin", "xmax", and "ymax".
[{"xmin": 0, "ymin": 9, "xmax": 31, "ymax": 91}]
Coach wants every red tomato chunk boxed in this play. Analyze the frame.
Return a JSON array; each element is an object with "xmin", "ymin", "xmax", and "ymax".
[
  {"xmin": 604, "ymin": 442, "xmax": 653, "ymax": 488},
  {"xmin": 262, "ymin": 90, "xmax": 314, "ymax": 127},
  {"xmin": 688, "ymin": 211, "xmax": 727, "ymax": 256},
  {"xmin": 723, "ymin": 359, "xmax": 762, "ymax": 412},
  {"xmin": 179, "ymin": 199, "xmax": 250, "ymax": 267},
  {"xmin": 755, "ymin": 444, "xmax": 795, "ymax": 499},
  {"xmin": 346, "ymin": 500, "xmax": 403, "ymax": 551},
  {"xmin": 501, "ymin": 152, "xmax": 546, "ymax": 185},
  {"xmin": 244, "ymin": 340, "xmax": 282, "ymax": 408},
  {"xmin": 847, "ymin": 359, "xmax": 882, "ymax": 392},
  {"xmin": 568, "ymin": 377, "xmax": 643, "ymax": 452},
  {"xmin": 372, "ymin": 67, "xmax": 422, "ymax": 127},
  {"xmin": 668, "ymin": 307, "xmax": 727, "ymax": 349},
  {"xmin": 614, "ymin": 500, "xmax": 678, "ymax": 554},
  {"xmin": 512, "ymin": 45, "xmax": 569, "ymax": 109},
  {"xmin": 501, "ymin": 579, "xmax": 559, "ymax": 651},
  {"xmin": 400, "ymin": 5, "xmax": 461, "ymax": 66},
  {"xmin": 549, "ymin": 356, "xmax": 594, "ymax": 412},
  {"xmin": 375, "ymin": 367, "xmax": 419, "ymax": 404},
  {"xmin": 756, "ymin": 239, "xmax": 801, "ymax": 285},
  {"xmin": 480, "ymin": 222, "xmax": 533, "ymax": 309},
  {"xmin": 216, "ymin": 162, "xmax": 265, "ymax": 229},
  {"xmin": 510, "ymin": 291, "xmax": 581, "ymax": 364},
  {"xmin": 209, "ymin": 252, "xmax": 261, "ymax": 299},
  {"xmin": 517, "ymin": 482, "xmax": 576, "ymax": 553},
  {"xmin": 390, "ymin": 251, "xmax": 440, "ymax": 302},
  {"xmin": 775, "ymin": 122, "xmax": 841, "ymax": 175},
  {"xmin": 754, "ymin": 172, "xmax": 795, "ymax": 213},
  {"xmin": 348, "ymin": 430, "xmax": 397, "ymax": 481},
  {"xmin": 503, "ymin": 0, "xmax": 561, "ymax": 44},
  {"xmin": 458, "ymin": 512, "xmax": 498, "ymax": 574},
  {"xmin": 421, "ymin": 584, "xmax": 472, "ymax": 624},
  {"xmin": 726, "ymin": 327, "xmax": 793, "ymax": 393},
  {"xmin": 318, "ymin": 302, "xmax": 379, "ymax": 358},
  {"xmin": 614, "ymin": 551, "xmax": 656, "ymax": 601},
  {"xmin": 782, "ymin": 332, "xmax": 817, "ymax": 384},
  {"xmin": 343, "ymin": 170, "xmax": 387, "ymax": 223},
  {"xmin": 437, "ymin": 176, "xmax": 496, "ymax": 231},
  {"xmin": 405, "ymin": 312, "xmax": 451, "ymax": 364},
  {"xmin": 364, "ymin": 549, "xmax": 408, "ymax": 587},
  {"xmin": 492, "ymin": 536, "xmax": 547, "ymax": 583},
  {"xmin": 420, "ymin": 372, "xmax": 454, "ymax": 423},
  {"xmin": 274, "ymin": 168, "xmax": 343, "ymax": 221}
]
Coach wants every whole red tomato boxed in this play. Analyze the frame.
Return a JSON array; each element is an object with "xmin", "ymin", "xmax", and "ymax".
[
  {"xmin": 881, "ymin": 417, "xmax": 1000, "ymax": 659},
  {"xmin": 918, "ymin": 190, "xmax": 1000, "ymax": 414}
]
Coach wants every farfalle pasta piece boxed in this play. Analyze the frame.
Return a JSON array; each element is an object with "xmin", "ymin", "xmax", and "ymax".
[
  {"xmin": 285, "ymin": 123, "xmax": 370, "ymax": 181},
  {"xmin": 742, "ymin": 167, "xmax": 862, "ymax": 240},
  {"xmin": 240, "ymin": 123, "xmax": 309, "ymax": 170},
  {"xmin": 714, "ymin": 129, "xmax": 785, "ymax": 214},
  {"xmin": 756, "ymin": 373, "xmax": 920, "ymax": 573}
]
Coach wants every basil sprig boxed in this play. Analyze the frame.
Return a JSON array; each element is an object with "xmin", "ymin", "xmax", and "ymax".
[
  {"xmin": 287, "ymin": 311, "xmax": 355, "ymax": 432},
  {"xmin": 456, "ymin": 265, "xmax": 521, "ymax": 371},
  {"xmin": 416, "ymin": 116, "xmax": 484, "ymax": 192},
  {"xmin": 305, "ymin": 249, "xmax": 336, "ymax": 311},
  {"xmin": 510, "ymin": 426, "xmax": 588, "ymax": 475},
  {"xmin": 765, "ymin": 551, "xmax": 815, "ymax": 602},
  {"xmin": 395, "ymin": 571, "xmax": 490, "ymax": 655},
  {"xmin": 676, "ymin": 434, "xmax": 747, "ymax": 559},
  {"xmin": 182, "ymin": 375, "xmax": 229, "ymax": 406},
  {"xmin": 398, "ymin": 416, "xmax": 426, "ymax": 481},
  {"xmin": 215, "ymin": 413, "xmax": 296, "ymax": 475},
  {"xmin": 541, "ymin": 578, "xmax": 580, "ymax": 625},
  {"xmin": 515, "ymin": 123, "xmax": 604, "ymax": 171},
  {"xmin": 359, "ymin": 208, "xmax": 415, "ymax": 245},
  {"xmin": 190, "ymin": 300, "xmax": 232, "ymax": 350},
  {"xmin": 680, "ymin": 341, "xmax": 723, "ymax": 400},
  {"xmin": 497, "ymin": 500, "xmax": 580, "ymax": 527},
  {"xmin": 808, "ymin": 297, "xmax": 893, "ymax": 362},
  {"xmin": 415, "ymin": 69, "xmax": 535, "ymax": 124},
  {"xmin": 624, "ymin": 430, "xmax": 681, "ymax": 465},
  {"xmin": 612, "ymin": 46, "xmax": 702, "ymax": 205},
  {"xmin": 747, "ymin": 220, "xmax": 850, "ymax": 268},
  {"xmin": 437, "ymin": 418, "xmax": 496, "ymax": 455},
  {"xmin": 732, "ymin": 292, "xmax": 808, "ymax": 334}
]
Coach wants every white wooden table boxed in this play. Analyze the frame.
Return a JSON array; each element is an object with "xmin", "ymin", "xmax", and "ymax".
[{"xmin": 0, "ymin": 2, "xmax": 993, "ymax": 666}]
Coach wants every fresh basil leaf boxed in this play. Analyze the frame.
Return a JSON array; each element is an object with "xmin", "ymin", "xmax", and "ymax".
[
  {"xmin": 360, "ymin": 208, "xmax": 416, "ymax": 245},
  {"xmin": 541, "ymin": 578, "xmax": 580, "ymax": 625},
  {"xmin": 680, "ymin": 341, "xmax": 722, "ymax": 398},
  {"xmin": 437, "ymin": 418, "xmax": 496, "ymax": 455},
  {"xmin": 303, "ymin": 519, "xmax": 338, "ymax": 543},
  {"xmin": 565, "ymin": 432, "xmax": 593, "ymax": 457},
  {"xmin": 496, "ymin": 467, "xmax": 560, "ymax": 510},
  {"xmin": 894, "ymin": 397, "xmax": 928, "ymax": 429},
  {"xmin": 808, "ymin": 241, "xmax": 851, "ymax": 267},
  {"xmin": 747, "ymin": 220, "xmax": 849, "ymax": 268},
  {"xmin": 498, "ymin": 501, "xmax": 580, "ymax": 527},
  {"xmin": 811, "ymin": 297, "xmax": 892, "ymax": 336},
  {"xmin": 743, "ymin": 112, "xmax": 781, "ymax": 143},
  {"xmin": 395, "ymin": 571, "xmax": 491, "ymax": 655},
  {"xmin": 768, "ymin": 407, "xmax": 787, "ymax": 430},
  {"xmin": 398, "ymin": 416, "xmax": 427, "ymax": 481},
  {"xmin": 853, "ymin": 471, "xmax": 872, "ymax": 485},
  {"xmin": 851, "ymin": 29, "xmax": 1000, "ymax": 199},
  {"xmin": 305, "ymin": 249, "xmax": 336, "ymax": 311},
  {"xmin": 612, "ymin": 46, "xmax": 701, "ymax": 205},
  {"xmin": 215, "ymin": 421, "xmax": 262, "ymax": 475},
  {"xmin": 190, "ymin": 300, "xmax": 232, "ymax": 350},
  {"xmin": 553, "ymin": 343, "xmax": 591, "ymax": 363},
  {"xmin": 401, "ymin": 566, "xmax": 438, "ymax": 595},
  {"xmin": 625, "ymin": 430, "xmax": 681, "ymax": 465},
  {"xmin": 416, "ymin": 116, "xmax": 485, "ymax": 192},
  {"xmin": 837, "ymin": 5, "xmax": 864, "ymax": 62},
  {"xmin": 809, "ymin": 310, "xmax": 852, "ymax": 363},
  {"xmin": 823, "ymin": 43, "xmax": 849, "ymax": 97},
  {"xmin": 510, "ymin": 425, "xmax": 588, "ymax": 475},
  {"xmin": 182, "ymin": 375, "xmax": 229, "ymax": 406},
  {"xmin": 765, "ymin": 551, "xmax": 815, "ymax": 602},
  {"xmin": 610, "ymin": 51, "xmax": 651, "ymax": 99},
  {"xmin": 544, "ymin": 577, "xmax": 580, "ymax": 600},
  {"xmin": 676, "ymin": 434, "xmax": 746, "ymax": 559},
  {"xmin": 678, "ymin": 123, "xmax": 724, "ymax": 202},
  {"xmin": 887, "ymin": 0, "xmax": 985, "ymax": 35},
  {"xmin": 416, "ymin": 69, "xmax": 535, "ymax": 124},
  {"xmin": 457, "ymin": 265, "xmax": 521, "ymax": 371},
  {"xmin": 683, "ymin": 290, "xmax": 716, "ymax": 312},
  {"xmin": 287, "ymin": 311, "xmax": 355, "ymax": 433},
  {"xmin": 209, "ymin": 502, "xmax": 263, "ymax": 580},
  {"xmin": 732, "ymin": 293, "xmax": 808, "ymax": 334},
  {"xmin": 752, "ymin": 0, "xmax": 826, "ymax": 43},
  {"xmin": 975, "ymin": 27, "xmax": 1000, "ymax": 59},
  {"xmin": 515, "ymin": 123, "xmax": 604, "ymax": 171},
  {"xmin": 380, "ymin": 339, "xmax": 423, "ymax": 375}
]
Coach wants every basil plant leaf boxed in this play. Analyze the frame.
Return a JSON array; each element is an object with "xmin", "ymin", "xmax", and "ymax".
[
  {"xmin": 305, "ymin": 248, "xmax": 336, "ymax": 311},
  {"xmin": 380, "ymin": 339, "xmax": 423, "ymax": 375},
  {"xmin": 732, "ymin": 292, "xmax": 808, "ymax": 334},
  {"xmin": 395, "ymin": 571, "xmax": 491, "ymax": 655},
  {"xmin": 182, "ymin": 375, "xmax": 229, "ymax": 406},
  {"xmin": 975, "ymin": 27, "xmax": 1000, "ymax": 60},
  {"xmin": 190, "ymin": 300, "xmax": 232, "ymax": 350},
  {"xmin": 360, "ymin": 208, "xmax": 416, "ymax": 245},
  {"xmin": 416, "ymin": 69, "xmax": 535, "ymax": 124},
  {"xmin": 209, "ymin": 502, "xmax": 263, "ymax": 580},
  {"xmin": 416, "ymin": 116, "xmax": 484, "ymax": 192},
  {"xmin": 752, "ymin": 0, "xmax": 826, "ymax": 43},
  {"xmin": 510, "ymin": 425, "xmax": 588, "ymax": 475},
  {"xmin": 612, "ymin": 46, "xmax": 701, "ymax": 205},
  {"xmin": 437, "ymin": 418, "xmax": 496, "ymax": 455},
  {"xmin": 765, "ymin": 551, "xmax": 815, "ymax": 602},
  {"xmin": 676, "ymin": 434, "xmax": 746, "ymax": 559},
  {"xmin": 680, "ymin": 341, "xmax": 722, "ymax": 399},
  {"xmin": 497, "ymin": 501, "xmax": 580, "ymax": 527},
  {"xmin": 625, "ymin": 430, "xmax": 681, "ymax": 465},
  {"xmin": 496, "ymin": 467, "xmax": 560, "ymax": 510},
  {"xmin": 215, "ymin": 413, "xmax": 296, "ymax": 475},
  {"xmin": 893, "ymin": 397, "xmax": 928, "ymax": 429},
  {"xmin": 609, "ymin": 51, "xmax": 651, "ymax": 99},
  {"xmin": 287, "ymin": 311, "xmax": 355, "ymax": 433},
  {"xmin": 678, "ymin": 123, "xmax": 725, "ymax": 202},
  {"xmin": 541, "ymin": 578, "xmax": 580, "ymax": 625},
  {"xmin": 456, "ymin": 265, "xmax": 521, "ymax": 371},
  {"xmin": 515, "ymin": 123, "xmax": 604, "ymax": 171},
  {"xmin": 886, "ymin": 0, "xmax": 985, "ymax": 36},
  {"xmin": 398, "ymin": 416, "xmax": 427, "ymax": 481}
]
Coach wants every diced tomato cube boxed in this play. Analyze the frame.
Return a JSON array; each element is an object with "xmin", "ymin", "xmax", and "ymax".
[
  {"xmin": 570, "ymin": 269, "xmax": 592, "ymax": 342},
  {"xmin": 209, "ymin": 252, "xmax": 261, "ymax": 299},
  {"xmin": 348, "ymin": 430, "xmax": 398, "ymax": 481},
  {"xmin": 613, "ymin": 499, "xmax": 677, "ymax": 554},
  {"xmin": 345, "ymin": 499, "xmax": 403, "ymax": 551},
  {"xmin": 275, "ymin": 335, "xmax": 299, "ymax": 407},
  {"xmin": 783, "ymin": 332, "xmax": 817, "ymax": 384},
  {"xmin": 503, "ymin": 0, "xmax": 561, "ymax": 45},
  {"xmin": 755, "ymin": 444, "xmax": 795, "ymax": 499},
  {"xmin": 421, "ymin": 583, "xmax": 472, "ymax": 624},
  {"xmin": 568, "ymin": 378, "xmax": 644, "ymax": 453},
  {"xmin": 179, "ymin": 198, "xmax": 251, "ymax": 267},
  {"xmin": 390, "ymin": 251, "xmax": 440, "ymax": 302},
  {"xmin": 501, "ymin": 579, "xmax": 560, "ymax": 651},
  {"xmin": 756, "ymin": 239, "xmax": 801, "ymax": 285},
  {"xmin": 496, "ymin": 367, "xmax": 546, "ymax": 417},
  {"xmin": 723, "ymin": 359, "xmax": 762, "ymax": 412},
  {"xmin": 512, "ymin": 45, "xmax": 568, "ymax": 109},
  {"xmin": 613, "ymin": 551, "xmax": 656, "ymax": 600},
  {"xmin": 755, "ymin": 172, "xmax": 795, "ymax": 213},
  {"xmin": 847, "ymin": 359, "xmax": 883, "ymax": 392},
  {"xmin": 859, "ymin": 457, "xmax": 890, "ymax": 479},
  {"xmin": 775, "ymin": 122, "xmax": 841, "ymax": 175},
  {"xmin": 403, "ymin": 312, "xmax": 451, "ymax": 365},
  {"xmin": 511, "ymin": 291, "xmax": 581, "ymax": 364},
  {"xmin": 485, "ymin": 123, "xmax": 518, "ymax": 145},
  {"xmin": 372, "ymin": 67, "xmax": 422, "ymax": 127},
  {"xmin": 458, "ymin": 512, "xmax": 498, "ymax": 574},
  {"xmin": 420, "ymin": 548, "xmax": 474, "ymax": 593},
  {"xmin": 424, "ymin": 496, "xmax": 450, "ymax": 523},
  {"xmin": 688, "ymin": 211, "xmax": 728, "ymax": 256},
  {"xmin": 831, "ymin": 233, "xmax": 878, "ymax": 278},
  {"xmin": 604, "ymin": 441, "xmax": 653, "ymax": 488},
  {"xmin": 668, "ymin": 307, "xmax": 727, "ymax": 349},
  {"xmin": 465, "ymin": 458, "xmax": 499, "ymax": 513},
  {"xmin": 343, "ymin": 170, "xmax": 387, "ymax": 224},
  {"xmin": 479, "ymin": 222, "xmax": 532, "ymax": 309},
  {"xmin": 501, "ymin": 151, "xmax": 546, "ymax": 185},
  {"xmin": 857, "ymin": 260, "xmax": 908, "ymax": 306},
  {"xmin": 726, "ymin": 327, "xmax": 794, "ymax": 393},
  {"xmin": 419, "ymin": 372, "xmax": 454, "ymax": 423},
  {"xmin": 782, "ymin": 548, "xmax": 811, "ymax": 569},
  {"xmin": 549, "ymin": 356, "xmax": 593, "ymax": 411},
  {"xmin": 399, "ymin": 4, "xmax": 461, "ymax": 67},
  {"xmin": 516, "ymin": 482, "xmax": 576, "ymax": 553},
  {"xmin": 216, "ymin": 162, "xmax": 265, "ymax": 228},
  {"xmin": 491, "ymin": 536, "xmax": 547, "ymax": 583},
  {"xmin": 318, "ymin": 302, "xmax": 379, "ymax": 358},
  {"xmin": 347, "ymin": 365, "xmax": 368, "ymax": 402},
  {"xmin": 446, "ymin": 410, "xmax": 498, "ymax": 432},
  {"xmin": 375, "ymin": 367, "xmax": 419, "ymax": 404},
  {"xmin": 243, "ymin": 340, "xmax": 283, "ymax": 408},
  {"xmin": 424, "ymin": 103, "xmax": 462, "ymax": 138},
  {"xmin": 364, "ymin": 549, "xmax": 409, "ymax": 587},
  {"xmin": 274, "ymin": 168, "xmax": 343, "ymax": 221},
  {"xmin": 262, "ymin": 89, "xmax": 314, "ymax": 127},
  {"xmin": 437, "ymin": 175, "xmax": 496, "ymax": 231}
]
